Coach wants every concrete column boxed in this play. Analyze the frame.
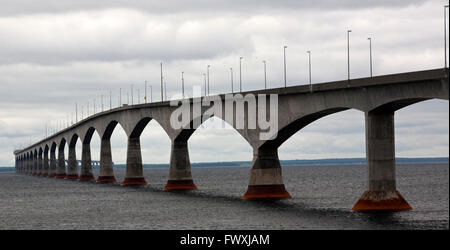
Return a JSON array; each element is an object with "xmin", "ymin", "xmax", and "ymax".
[
  {"xmin": 37, "ymin": 155, "xmax": 43, "ymax": 176},
  {"xmin": 49, "ymin": 150, "xmax": 57, "ymax": 177},
  {"xmin": 97, "ymin": 138, "xmax": 116, "ymax": 183},
  {"xmin": 32, "ymin": 156, "xmax": 38, "ymax": 176},
  {"xmin": 122, "ymin": 136, "xmax": 147, "ymax": 186},
  {"xmin": 42, "ymin": 153, "xmax": 49, "ymax": 177},
  {"xmin": 164, "ymin": 140, "xmax": 197, "ymax": 190},
  {"xmin": 56, "ymin": 148, "xmax": 66, "ymax": 178},
  {"xmin": 243, "ymin": 147, "xmax": 291, "ymax": 199},
  {"xmin": 79, "ymin": 143, "xmax": 95, "ymax": 181},
  {"xmin": 353, "ymin": 111, "xmax": 411, "ymax": 211},
  {"xmin": 65, "ymin": 146, "xmax": 78, "ymax": 179}
]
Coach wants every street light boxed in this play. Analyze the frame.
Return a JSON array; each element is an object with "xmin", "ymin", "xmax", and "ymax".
[
  {"xmin": 239, "ymin": 57, "xmax": 243, "ymax": 92},
  {"xmin": 283, "ymin": 46, "xmax": 287, "ymax": 87},
  {"xmin": 203, "ymin": 73, "xmax": 207, "ymax": 96},
  {"xmin": 119, "ymin": 88, "xmax": 122, "ymax": 106},
  {"xmin": 75, "ymin": 102, "xmax": 78, "ymax": 123},
  {"xmin": 230, "ymin": 67, "xmax": 234, "ymax": 93},
  {"xmin": 207, "ymin": 65, "xmax": 210, "ymax": 95},
  {"xmin": 445, "ymin": 5, "xmax": 449, "ymax": 70},
  {"xmin": 262, "ymin": 60, "xmax": 267, "ymax": 89},
  {"xmin": 131, "ymin": 84, "xmax": 134, "ymax": 105},
  {"xmin": 160, "ymin": 62, "xmax": 163, "ymax": 102},
  {"xmin": 145, "ymin": 80, "xmax": 147, "ymax": 103},
  {"xmin": 182, "ymin": 71, "xmax": 185, "ymax": 98},
  {"xmin": 307, "ymin": 51, "xmax": 312, "ymax": 91},
  {"xmin": 368, "ymin": 38, "xmax": 373, "ymax": 77},
  {"xmin": 347, "ymin": 30, "xmax": 352, "ymax": 83}
]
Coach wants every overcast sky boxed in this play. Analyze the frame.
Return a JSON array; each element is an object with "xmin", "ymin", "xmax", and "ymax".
[{"xmin": 0, "ymin": 0, "xmax": 448, "ymax": 166}]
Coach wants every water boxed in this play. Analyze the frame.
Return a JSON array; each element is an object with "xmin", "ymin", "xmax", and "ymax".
[{"xmin": 0, "ymin": 164, "xmax": 448, "ymax": 230}]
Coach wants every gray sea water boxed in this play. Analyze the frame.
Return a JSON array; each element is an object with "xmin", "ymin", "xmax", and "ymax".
[{"xmin": 0, "ymin": 163, "xmax": 448, "ymax": 230}]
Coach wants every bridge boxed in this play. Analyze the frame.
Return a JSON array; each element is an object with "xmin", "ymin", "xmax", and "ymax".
[{"xmin": 13, "ymin": 68, "xmax": 449, "ymax": 211}]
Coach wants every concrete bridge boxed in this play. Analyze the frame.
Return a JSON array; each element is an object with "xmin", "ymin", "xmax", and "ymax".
[{"xmin": 13, "ymin": 68, "xmax": 449, "ymax": 211}]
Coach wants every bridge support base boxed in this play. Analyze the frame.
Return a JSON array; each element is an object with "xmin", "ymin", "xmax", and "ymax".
[
  {"xmin": 97, "ymin": 176, "xmax": 117, "ymax": 183},
  {"xmin": 78, "ymin": 175, "xmax": 95, "ymax": 181},
  {"xmin": 353, "ymin": 111, "xmax": 411, "ymax": 211},
  {"xmin": 352, "ymin": 190, "xmax": 411, "ymax": 211},
  {"xmin": 121, "ymin": 137, "xmax": 147, "ymax": 186},
  {"xmin": 64, "ymin": 175, "xmax": 79, "ymax": 180},
  {"xmin": 98, "ymin": 138, "xmax": 116, "ymax": 183},
  {"xmin": 243, "ymin": 148, "xmax": 291, "ymax": 199},
  {"xmin": 78, "ymin": 143, "xmax": 95, "ymax": 182},
  {"xmin": 122, "ymin": 177, "xmax": 148, "ymax": 186},
  {"xmin": 164, "ymin": 140, "xmax": 197, "ymax": 190}
]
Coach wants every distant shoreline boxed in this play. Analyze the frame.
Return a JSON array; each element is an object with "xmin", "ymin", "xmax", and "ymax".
[{"xmin": 1, "ymin": 157, "xmax": 448, "ymax": 171}]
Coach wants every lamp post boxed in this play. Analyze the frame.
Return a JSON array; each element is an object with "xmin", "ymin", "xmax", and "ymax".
[
  {"xmin": 203, "ymin": 73, "xmax": 207, "ymax": 96},
  {"xmin": 110, "ymin": 89, "xmax": 112, "ymax": 109},
  {"xmin": 75, "ymin": 102, "xmax": 78, "ymax": 123},
  {"xmin": 207, "ymin": 65, "xmax": 210, "ymax": 95},
  {"xmin": 239, "ymin": 57, "xmax": 243, "ymax": 92},
  {"xmin": 230, "ymin": 67, "xmax": 234, "ymax": 93},
  {"xmin": 347, "ymin": 30, "xmax": 352, "ymax": 83},
  {"xmin": 307, "ymin": 51, "xmax": 312, "ymax": 91},
  {"xmin": 119, "ymin": 88, "xmax": 122, "ymax": 106},
  {"xmin": 131, "ymin": 84, "xmax": 134, "ymax": 105},
  {"xmin": 160, "ymin": 62, "xmax": 163, "ymax": 102},
  {"xmin": 262, "ymin": 60, "xmax": 267, "ymax": 89},
  {"xmin": 145, "ymin": 80, "xmax": 147, "ymax": 103},
  {"xmin": 182, "ymin": 71, "xmax": 185, "ymax": 98},
  {"xmin": 445, "ymin": 5, "xmax": 449, "ymax": 70},
  {"xmin": 283, "ymin": 46, "xmax": 287, "ymax": 87},
  {"xmin": 368, "ymin": 37, "xmax": 373, "ymax": 77}
]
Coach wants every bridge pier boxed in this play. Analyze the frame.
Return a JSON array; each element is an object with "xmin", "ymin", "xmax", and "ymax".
[
  {"xmin": 66, "ymin": 146, "xmax": 78, "ymax": 179},
  {"xmin": 42, "ymin": 152, "xmax": 49, "ymax": 177},
  {"xmin": 122, "ymin": 136, "xmax": 147, "ymax": 186},
  {"xmin": 243, "ymin": 147, "xmax": 291, "ymax": 199},
  {"xmin": 32, "ymin": 155, "xmax": 38, "ymax": 176},
  {"xmin": 48, "ymin": 150, "xmax": 57, "ymax": 177},
  {"xmin": 79, "ymin": 143, "xmax": 95, "ymax": 181},
  {"xmin": 37, "ymin": 154, "xmax": 43, "ymax": 176},
  {"xmin": 164, "ymin": 140, "xmax": 197, "ymax": 190},
  {"xmin": 55, "ymin": 148, "xmax": 66, "ymax": 178},
  {"xmin": 97, "ymin": 138, "xmax": 116, "ymax": 183},
  {"xmin": 353, "ymin": 111, "xmax": 411, "ymax": 211}
]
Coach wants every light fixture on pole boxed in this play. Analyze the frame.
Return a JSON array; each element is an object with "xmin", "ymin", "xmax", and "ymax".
[
  {"xmin": 262, "ymin": 60, "xmax": 267, "ymax": 89},
  {"xmin": 347, "ymin": 30, "xmax": 352, "ymax": 84},
  {"xmin": 230, "ymin": 67, "xmax": 234, "ymax": 93},
  {"xmin": 283, "ymin": 45, "xmax": 287, "ymax": 87},
  {"xmin": 203, "ymin": 73, "xmax": 207, "ymax": 96},
  {"xmin": 144, "ymin": 81, "xmax": 147, "ymax": 103},
  {"xmin": 207, "ymin": 65, "xmax": 210, "ymax": 95},
  {"xmin": 239, "ymin": 57, "xmax": 243, "ymax": 92},
  {"xmin": 182, "ymin": 71, "xmax": 185, "ymax": 98},
  {"xmin": 160, "ymin": 62, "xmax": 164, "ymax": 102},
  {"xmin": 307, "ymin": 51, "xmax": 312, "ymax": 92},
  {"xmin": 445, "ymin": 5, "xmax": 449, "ymax": 71},
  {"xmin": 368, "ymin": 37, "xmax": 373, "ymax": 77}
]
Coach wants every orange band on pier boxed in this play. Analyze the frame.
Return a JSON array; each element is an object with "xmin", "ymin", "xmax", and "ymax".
[
  {"xmin": 164, "ymin": 180, "xmax": 197, "ymax": 190},
  {"xmin": 243, "ymin": 184, "xmax": 292, "ymax": 199}
]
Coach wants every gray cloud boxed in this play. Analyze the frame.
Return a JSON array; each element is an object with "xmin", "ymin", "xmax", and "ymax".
[
  {"xmin": 0, "ymin": 0, "xmax": 430, "ymax": 17},
  {"xmin": 0, "ymin": 0, "xmax": 448, "ymax": 166}
]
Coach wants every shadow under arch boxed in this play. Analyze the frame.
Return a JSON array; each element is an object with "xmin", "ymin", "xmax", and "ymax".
[
  {"xmin": 174, "ymin": 113, "xmax": 250, "ymax": 144},
  {"xmin": 261, "ymin": 107, "xmax": 351, "ymax": 149},
  {"xmin": 97, "ymin": 120, "xmax": 127, "ymax": 183},
  {"xmin": 139, "ymin": 117, "xmax": 171, "ymax": 166}
]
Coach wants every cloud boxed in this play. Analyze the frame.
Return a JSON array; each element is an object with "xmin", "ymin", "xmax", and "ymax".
[
  {"xmin": 0, "ymin": 0, "xmax": 431, "ymax": 17},
  {"xmin": 1, "ymin": 0, "xmax": 448, "ymax": 166}
]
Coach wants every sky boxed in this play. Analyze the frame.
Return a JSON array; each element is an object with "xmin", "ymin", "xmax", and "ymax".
[{"xmin": 0, "ymin": 0, "xmax": 448, "ymax": 166}]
